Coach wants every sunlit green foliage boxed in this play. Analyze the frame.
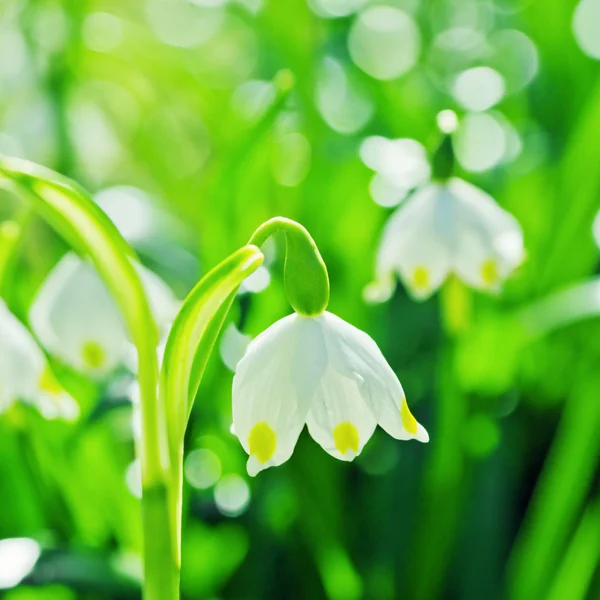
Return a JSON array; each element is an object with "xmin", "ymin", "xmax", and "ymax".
[{"xmin": 1, "ymin": 0, "xmax": 600, "ymax": 599}]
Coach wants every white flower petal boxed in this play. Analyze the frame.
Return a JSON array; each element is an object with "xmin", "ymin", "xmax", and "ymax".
[
  {"xmin": 232, "ymin": 314, "xmax": 327, "ymax": 476},
  {"xmin": 0, "ymin": 300, "xmax": 77, "ymax": 420},
  {"xmin": 449, "ymin": 178, "xmax": 525, "ymax": 291},
  {"xmin": 306, "ymin": 367, "xmax": 377, "ymax": 461},
  {"xmin": 0, "ymin": 300, "xmax": 43, "ymax": 410},
  {"xmin": 320, "ymin": 312, "xmax": 428, "ymax": 442},
  {"xmin": 220, "ymin": 323, "xmax": 252, "ymax": 373},
  {"xmin": 374, "ymin": 184, "xmax": 452, "ymax": 300},
  {"xmin": 30, "ymin": 253, "xmax": 127, "ymax": 375},
  {"xmin": 0, "ymin": 538, "xmax": 41, "ymax": 588},
  {"xmin": 30, "ymin": 253, "xmax": 177, "ymax": 376},
  {"xmin": 238, "ymin": 265, "xmax": 271, "ymax": 294}
]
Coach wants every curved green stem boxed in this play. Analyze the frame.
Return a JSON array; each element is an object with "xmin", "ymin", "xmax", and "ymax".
[
  {"xmin": 409, "ymin": 279, "xmax": 471, "ymax": 599},
  {"xmin": 249, "ymin": 216, "xmax": 329, "ymax": 316},
  {"xmin": 160, "ymin": 246, "xmax": 263, "ymax": 574}
]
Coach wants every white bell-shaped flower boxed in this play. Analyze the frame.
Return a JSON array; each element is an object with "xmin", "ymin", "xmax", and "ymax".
[
  {"xmin": 30, "ymin": 252, "xmax": 178, "ymax": 377},
  {"xmin": 0, "ymin": 299, "xmax": 78, "ymax": 420},
  {"xmin": 368, "ymin": 178, "xmax": 525, "ymax": 302},
  {"xmin": 232, "ymin": 312, "xmax": 428, "ymax": 476}
]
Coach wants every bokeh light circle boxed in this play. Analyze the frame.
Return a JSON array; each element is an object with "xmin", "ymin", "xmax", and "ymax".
[
  {"xmin": 573, "ymin": 0, "xmax": 600, "ymax": 59},
  {"xmin": 214, "ymin": 474, "xmax": 251, "ymax": 517},
  {"xmin": 348, "ymin": 6, "xmax": 420, "ymax": 80}
]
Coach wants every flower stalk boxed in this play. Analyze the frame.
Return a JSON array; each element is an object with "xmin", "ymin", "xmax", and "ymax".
[{"xmin": 248, "ymin": 217, "xmax": 330, "ymax": 316}]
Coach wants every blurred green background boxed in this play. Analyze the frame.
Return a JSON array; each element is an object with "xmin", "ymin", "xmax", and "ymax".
[{"xmin": 1, "ymin": 0, "xmax": 600, "ymax": 598}]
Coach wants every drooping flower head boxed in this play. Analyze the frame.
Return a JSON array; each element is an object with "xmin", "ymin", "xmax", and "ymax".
[
  {"xmin": 0, "ymin": 299, "xmax": 78, "ymax": 420},
  {"xmin": 233, "ymin": 312, "xmax": 428, "ymax": 476},
  {"xmin": 30, "ymin": 252, "xmax": 178, "ymax": 377},
  {"xmin": 363, "ymin": 125, "xmax": 525, "ymax": 302},
  {"xmin": 231, "ymin": 218, "xmax": 427, "ymax": 476}
]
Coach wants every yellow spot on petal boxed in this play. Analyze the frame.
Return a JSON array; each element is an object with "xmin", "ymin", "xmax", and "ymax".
[
  {"xmin": 248, "ymin": 422, "xmax": 276, "ymax": 464},
  {"xmin": 412, "ymin": 266, "xmax": 429, "ymax": 290},
  {"xmin": 333, "ymin": 422, "xmax": 360, "ymax": 455},
  {"xmin": 481, "ymin": 259, "xmax": 499, "ymax": 286},
  {"xmin": 39, "ymin": 364, "xmax": 62, "ymax": 395},
  {"xmin": 82, "ymin": 341, "xmax": 105, "ymax": 370},
  {"xmin": 401, "ymin": 398, "xmax": 418, "ymax": 435}
]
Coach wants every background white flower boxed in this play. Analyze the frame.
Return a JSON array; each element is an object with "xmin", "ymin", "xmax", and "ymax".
[
  {"xmin": 367, "ymin": 177, "xmax": 525, "ymax": 302},
  {"xmin": 30, "ymin": 252, "xmax": 179, "ymax": 377},
  {"xmin": 0, "ymin": 299, "xmax": 78, "ymax": 420},
  {"xmin": 220, "ymin": 322, "xmax": 252, "ymax": 372},
  {"xmin": 232, "ymin": 312, "xmax": 428, "ymax": 476}
]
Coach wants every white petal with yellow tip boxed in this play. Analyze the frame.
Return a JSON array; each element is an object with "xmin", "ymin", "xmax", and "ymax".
[
  {"xmin": 374, "ymin": 184, "xmax": 452, "ymax": 301},
  {"xmin": 232, "ymin": 314, "xmax": 327, "ymax": 476},
  {"xmin": 320, "ymin": 312, "xmax": 428, "ymax": 443},
  {"xmin": 30, "ymin": 252, "xmax": 178, "ymax": 376},
  {"xmin": 0, "ymin": 300, "xmax": 77, "ymax": 420},
  {"xmin": 306, "ymin": 369, "xmax": 377, "ymax": 461},
  {"xmin": 30, "ymin": 253, "xmax": 127, "ymax": 375},
  {"xmin": 449, "ymin": 178, "xmax": 525, "ymax": 292},
  {"xmin": 232, "ymin": 310, "xmax": 428, "ymax": 476}
]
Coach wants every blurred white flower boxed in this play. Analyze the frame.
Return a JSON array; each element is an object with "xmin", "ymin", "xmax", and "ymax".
[
  {"xmin": 232, "ymin": 312, "xmax": 428, "ymax": 476},
  {"xmin": 366, "ymin": 178, "xmax": 524, "ymax": 302},
  {"xmin": 238, "ymin": 265, "xmax": 271, "ymax": 294},
  {"xmin": 220, "ymin": 322, "xmax": 251, "ymax": 372},
  {"xmin": 30, "ymin": 252, "xmax": 178, "ymax": 377},
  {"xmin": 237, "ymin": 236, "xmax": 276, "ymax": 296},
  {"xmin": 0, "ymin": 537, "xmax": 41, "ymax": 589},
  {"xmin": 0, "ymin": 299, "xmax": 78, "ymax": 420},
  {"xmin": 360, "ymin": 136, "xmax": 431, "ymax": 207}
]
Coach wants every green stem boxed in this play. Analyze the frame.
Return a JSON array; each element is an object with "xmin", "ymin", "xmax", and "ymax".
[
  {"xmin": 249, "ymin": 216, "xmax": 330, "ymax": 316},
  {"xmin": 142, "ymin": 484, "xmax": 180, "ymax": 600},
  {"xmin": 0, "ymin": 220, "xmax": 22, "ymax": 295},
  {"xmin": 438, "ymin": 275, "xmax": 472, "ymax": 336},
  {"xmin": 409, "ymin": 345, "xmax": 467, "ymax": 600},
  {"xmin": 546, "ymin": 499, "xmax": 600, "ymax": 600},
  {"xmin": 408, "ymin": 280, "xmax": 471, "ymax": 599},
  {"xmin": 507, "ymin": 374, "xmax": 600, "ymax": 600}
]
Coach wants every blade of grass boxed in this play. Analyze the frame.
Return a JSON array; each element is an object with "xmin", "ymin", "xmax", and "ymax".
[{"xmin": 507, "ymin": 374, "xmax": 600, "ymax": 600}]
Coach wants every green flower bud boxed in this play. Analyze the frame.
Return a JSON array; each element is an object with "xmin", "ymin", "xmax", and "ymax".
[{"xmin": 249, "ymin": 217, "xmax": 330, "ymax": 316}]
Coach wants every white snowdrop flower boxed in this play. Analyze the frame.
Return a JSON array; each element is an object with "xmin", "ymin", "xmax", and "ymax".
[
  {"xmin": 0, "ymin": 299, "xmax": 78, "ymax": 420},
  {"xmin": 368, "ymin": 178, "xmax": 524, "ymax": 302},
  {"xmin": 232, "ymin": 312, "xmax": 428, "ymax": 476},
  {"xmin": 30, "ymin": 252, "xmax": 178, "ymax": 377}
]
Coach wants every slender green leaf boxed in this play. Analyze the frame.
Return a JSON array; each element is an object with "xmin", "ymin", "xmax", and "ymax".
[{"xmin": 161, "ymin": 245, "xmax": 263, "ymax": 455}]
